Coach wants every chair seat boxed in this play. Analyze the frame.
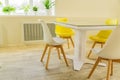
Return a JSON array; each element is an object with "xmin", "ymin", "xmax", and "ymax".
[
  {"xmin": 56, "ymin": 32, "xmax": 74, "ymax": 37},
  {"xmin": 47, "ymin": 37, "xmax": 66, "ymax": 46},
  {"xmin": 90, "ymin": 35, "xmax": 107, "ymax": 43}
]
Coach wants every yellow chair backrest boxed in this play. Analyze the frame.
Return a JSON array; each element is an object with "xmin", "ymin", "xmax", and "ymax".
[
  {"xmin": 105, "ymin": 19, "xmax": 118, "ymax": 25},
  {"xmin": 96, "ymin": 30, "xmax": 112, "ymax": 39},
  {"xmin": 97, "ymin": 19, "xmax": 118, "ymax": 39},
  {"xmin": 55, "ymin": 18, "xmax": 74, "ymax": 35}
]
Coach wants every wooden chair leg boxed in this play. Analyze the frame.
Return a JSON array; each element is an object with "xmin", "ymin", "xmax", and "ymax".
[
  {"xmin": 67, "ymin": 38, "xmax": 70, "ymax": 48},
  {"xmin": 87, "ymin": 42, "xmax": 96, "ymax": 58},
  {"xmin": 56, "ymin": 47, "xmax": 61, "ymax": 59},
  {"xmin": 45, "ymin": 47, "xmax": 52, "ymax": 70},
  {"xmin": 70, "ymin": 37, "xmax": 74, "ymax": 47},
  {"xmin": 40, "ymin": 44, "xmax": 48, "ymax": 62},
  {"xmin": 88, "ymin": 57, "xmax": 101, "ymax": 78},
  {"xmin": 59, "ymin": 45, "xmax": 69, "ymax": 66},
  {"xmin": 106, "ymin": 60, "xmax": 112, "ymax": 80},
  {"xmin": 110, "ymin": 60, "xmax": 113, "ymax": 76},
  {"xmin": 101, "ymin": 43, "xmax": 104, "ymax": 48}
]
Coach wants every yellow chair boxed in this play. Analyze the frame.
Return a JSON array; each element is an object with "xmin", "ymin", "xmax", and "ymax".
[
  {"xmin": 87, "ymin": 19, "xmax": 118, "ymax": 58},
  {"xmin": 55, "ymin": 18, "xmax": 74, "ymax": 48}
]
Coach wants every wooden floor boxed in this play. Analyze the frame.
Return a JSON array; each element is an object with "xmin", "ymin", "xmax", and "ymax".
[{"xmin": 0, "ymin": 43, "xmax": 120, "ymax": 80}]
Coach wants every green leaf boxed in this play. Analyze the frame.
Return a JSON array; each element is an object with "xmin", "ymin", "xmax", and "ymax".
[
  {"xmin": 2, "ymin": 6, "xmax": 16, "ymax": 13},
  {"xmin": 43, "ymin": 0, "xmax": 55, "ymax": 9}
]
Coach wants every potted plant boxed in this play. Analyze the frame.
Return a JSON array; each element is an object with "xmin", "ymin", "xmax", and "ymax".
[
  {"xmin": 22, "ymin": 5, "xmax": 30, "ymax": 15},
  {"xmin": 2, "ymin": 6, "xmax": 16, "ymax": 15},
  {"xmin": 43, "ymin": 0, "xmax": 55, "ymax": 15},
  {"xmin": 32, "ymin": 6, "xmax": 39, "ymax": 15}
]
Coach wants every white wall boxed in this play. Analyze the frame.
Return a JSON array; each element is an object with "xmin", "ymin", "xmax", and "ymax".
[
  {"xmin": 0, "ymin": 16, "xmax": 56, "ymax": 47},
  {"xmin": 56, "ymin": 0, "xmax": 119, "ymax": 18}
]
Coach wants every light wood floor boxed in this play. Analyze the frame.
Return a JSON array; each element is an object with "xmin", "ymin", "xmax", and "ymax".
[{"xmin": 0, "ymin": 42, "xmax": 120, "ymax": 80}]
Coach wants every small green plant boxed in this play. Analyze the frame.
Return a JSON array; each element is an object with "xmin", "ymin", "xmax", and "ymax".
[
  {"xmin": 22, "ymin": 5, "xmax": 30, "ymax": 14},
  {"xmin": 2, "ymin": 6, "xmax": 16, "ymax": 14},
  {"xmin": 43, "ymin": 0, "xmax": 55, "ymax": 9},
  {"xmin": 32, "ymin": 6, "xmax": 38, "ymax": 12},
  {"xmin": 32, "ymin": 6, "xmax": 39, "ymax": 15}
]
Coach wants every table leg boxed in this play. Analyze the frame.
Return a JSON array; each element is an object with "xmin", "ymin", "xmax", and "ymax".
[
  {"xmin": 73, "ymin": 30, "xmax": 86, "ymax": 70},
  {"xmin": 73, "ymin": 30, "xmax": 106, "ymax": 70}
]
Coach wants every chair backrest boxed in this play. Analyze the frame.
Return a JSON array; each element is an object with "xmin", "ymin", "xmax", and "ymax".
[
  {"xmin": 55, "ymin": 18, "xmax": 74, "ymax": 35},
  {"xmin": 39, "ymin": 19, "xmax": 54, "ymax": 43},
  {"xmin": 98, "ymin": 27, "xmax": 120, "ymax": 59},
  {"xmin": 96, "ymin": 19, "xmax": 118, "ymax": 39},
  {"xmin": 96, "ymin": 30, "xmax": 112, "ymax": 39},
  {"xmin": 105, "ymin": 19, "xmax": 118, "ymax": 25}
]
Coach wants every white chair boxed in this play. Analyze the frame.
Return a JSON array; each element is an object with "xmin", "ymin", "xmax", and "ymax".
[
  {"xmin": 39, "ymin": 19, "xmax": 69, "ymax": 69},
  {"xmin": 88, "ymin": 26, "xmax": 120, "ymax": 80}
]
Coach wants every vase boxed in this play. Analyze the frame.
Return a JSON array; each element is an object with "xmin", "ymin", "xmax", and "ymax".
[
  {"xmin": 46, "ymin": 9, "xmax": 51, "ymax": 16},
  {"xmin": 34, "ymin": 11, "xmax": 37, "ymax": 16}
]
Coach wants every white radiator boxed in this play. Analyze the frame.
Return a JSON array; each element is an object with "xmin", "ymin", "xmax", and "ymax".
[{"xmin": 22, "ymin": 22, "xmax": 55, "ymax": 42}]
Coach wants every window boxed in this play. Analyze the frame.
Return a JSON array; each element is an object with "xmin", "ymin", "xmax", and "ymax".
[{"xmin": 0, "ymin": 0, "xmax": 55, "ymax": 16}]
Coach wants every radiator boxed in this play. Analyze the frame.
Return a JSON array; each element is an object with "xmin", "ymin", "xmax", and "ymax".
[{"xmin": 22, "ymin": 22, "xmax": 56, "ymax": 42}]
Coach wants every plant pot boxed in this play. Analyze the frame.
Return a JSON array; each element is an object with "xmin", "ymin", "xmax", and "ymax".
[
  {"xmin": 34, "ymin": 11, "xmax": 37, "ymax": 16},
  {"xmin": 46, "ymin": 9, "xmax": 51, "ymax": 16}
]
